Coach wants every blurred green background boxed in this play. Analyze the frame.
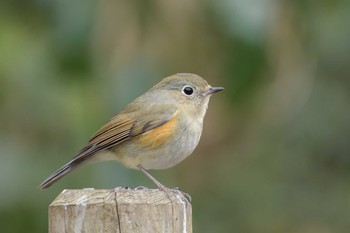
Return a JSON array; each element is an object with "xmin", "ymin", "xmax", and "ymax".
[{"xmin": 1, "ymin": 0, "xmax": 350, "ymax": 232}]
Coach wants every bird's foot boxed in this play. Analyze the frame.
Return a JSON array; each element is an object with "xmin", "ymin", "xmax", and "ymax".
[
  {"xmin": 158, "ymin": 186, "xmax": 191, "ymax": 203},
  {"xmin": 134, "ymin": 186, "xmax": 149, "ymax": 190}
]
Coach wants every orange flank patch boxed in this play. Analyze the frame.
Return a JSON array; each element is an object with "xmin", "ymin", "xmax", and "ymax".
[{"xmin": 138, "ymin": 112, "xmax": 178, "ymax": 148}]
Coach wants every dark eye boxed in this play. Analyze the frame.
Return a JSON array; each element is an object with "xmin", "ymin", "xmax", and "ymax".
[{"xmin": 182, "ymin": 86, "xmax": 194, "ymax": 96}]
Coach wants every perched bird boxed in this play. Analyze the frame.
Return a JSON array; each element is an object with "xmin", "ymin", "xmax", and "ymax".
[{"xmin": 39, "ymin": 73, "xmax": 223, "ymax": 190}]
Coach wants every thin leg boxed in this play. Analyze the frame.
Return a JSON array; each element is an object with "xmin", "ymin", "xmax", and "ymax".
[
  {"xmin": 137, "ymin": 165, "xmax": 192, "ymax": 203},
  {"xmin": 138, "ymin": 165, "xmax": 167, "ymax": 191}
]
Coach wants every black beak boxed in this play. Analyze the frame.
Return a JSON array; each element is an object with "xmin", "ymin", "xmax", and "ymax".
[{"xmin": 206, "ymin": 86, "xmax": 224, "ymax": 95}]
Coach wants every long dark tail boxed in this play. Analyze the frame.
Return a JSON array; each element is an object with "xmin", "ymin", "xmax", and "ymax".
[
  {"xmin": 39, "ymin": 142, "xmax": 105, "ymax": 189},
  {"xmin": 38, "ymin": 160, "xmax": 80, "ymax": 189},
  {"xmin": 39, "ymin": 143, "xmax": 100, "ymax": 189}
]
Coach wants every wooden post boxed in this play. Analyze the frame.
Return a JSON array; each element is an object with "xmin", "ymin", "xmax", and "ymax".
[{"xmin": 49, "ymin": 188, "xmax": 192, "ymax": 233}]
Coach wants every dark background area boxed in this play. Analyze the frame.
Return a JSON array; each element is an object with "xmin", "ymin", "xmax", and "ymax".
[{"xmin": 1, "ymin": 0, "xmax": 350, "ymax": 232}]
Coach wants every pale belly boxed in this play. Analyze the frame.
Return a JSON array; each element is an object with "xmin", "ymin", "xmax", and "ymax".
[{"xmin": 112, "ymin": 118, "xmax": 203, "ymax": 170}]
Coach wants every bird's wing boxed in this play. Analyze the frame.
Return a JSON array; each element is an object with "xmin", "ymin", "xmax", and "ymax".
[
  {"xmin": 73, "ymin": 106, "xmax": 178, "ymax": 162},
  {"xmin": 38, "ymin": 106, "xmax": 177, "ymax": 189}
]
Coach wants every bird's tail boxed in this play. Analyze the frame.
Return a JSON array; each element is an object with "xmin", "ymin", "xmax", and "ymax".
[{"xmin": 38, "ymin": 161, "xmax": 79, "ymax": 189}]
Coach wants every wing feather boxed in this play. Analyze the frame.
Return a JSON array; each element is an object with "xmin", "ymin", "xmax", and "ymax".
[
  {"xmin": 39, "ymin": 106, "xmax": 177, "ymax": 189},
  {"xmin": 77, "ymin": 106, "xmax": 177, "ymax": 160}
]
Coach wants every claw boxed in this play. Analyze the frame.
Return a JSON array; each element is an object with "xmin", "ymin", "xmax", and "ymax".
[{"xmin": 159, "ymin": 187, "xmax": 192, "ymax": 203}]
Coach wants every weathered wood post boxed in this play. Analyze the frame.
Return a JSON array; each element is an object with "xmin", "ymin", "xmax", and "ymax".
[{"xmin": 49, "ymin": 188, "xmax": 192, "ymax": 233}]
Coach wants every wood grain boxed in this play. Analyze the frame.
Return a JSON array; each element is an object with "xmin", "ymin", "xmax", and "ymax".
[{"xmin": 49, "ymin": 188, "xmax": 192, "ymax": 233}]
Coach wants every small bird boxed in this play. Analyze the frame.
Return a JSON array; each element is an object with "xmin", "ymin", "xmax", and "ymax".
[{"xmin": 39, "ymin": 73, "xmax": 223, "ymax": 190}]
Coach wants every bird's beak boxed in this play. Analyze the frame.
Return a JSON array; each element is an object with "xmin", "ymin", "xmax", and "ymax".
[{"xmin": 205, "ymin": 86, "xmax": 224, "ymax": 96}]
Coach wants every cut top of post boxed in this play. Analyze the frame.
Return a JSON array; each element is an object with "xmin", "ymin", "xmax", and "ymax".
[{"xmin": 49, "ymin": 188, "xmax": 192, "ymax": 233}]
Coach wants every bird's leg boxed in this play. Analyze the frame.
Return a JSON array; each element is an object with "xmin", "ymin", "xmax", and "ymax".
[
  {"xmin": 137, "ymin": 165, "xmax": 191, "ymax": 203},
  {"xmin": 138, "ymin": 165, "xmax": 167, "ymax": 190}
]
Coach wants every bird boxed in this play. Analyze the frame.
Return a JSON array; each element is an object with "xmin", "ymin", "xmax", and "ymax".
[{"xmin": 39, "ymin": 73, "xmax": 223, "ymax": 190}]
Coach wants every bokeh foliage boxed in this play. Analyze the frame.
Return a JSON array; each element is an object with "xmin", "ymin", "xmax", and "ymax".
[{"xmin": 1, "ymin": 0, "xmax": 350, "ymax": 232}]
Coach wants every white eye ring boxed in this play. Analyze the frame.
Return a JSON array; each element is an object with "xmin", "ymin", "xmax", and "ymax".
[{"xmin": 182, "ymin": 85, "xmax": 194, "ymax": 96}]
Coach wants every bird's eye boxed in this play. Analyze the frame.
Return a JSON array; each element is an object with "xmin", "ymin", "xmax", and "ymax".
[{"xmin": 182, "ymin": 86, "xmax": 194, "ymax": 96}]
